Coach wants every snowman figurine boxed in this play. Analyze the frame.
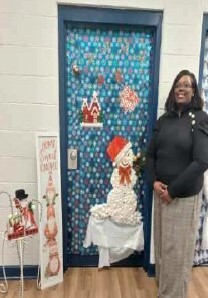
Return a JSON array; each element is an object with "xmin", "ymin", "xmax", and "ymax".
[
  {"xmin": 7, "ymin": 189, "xmax": 38, "ymax": 239},
  {"xmin": 91, "ymin": 136, "xmax": 142, "ymax": 225}
]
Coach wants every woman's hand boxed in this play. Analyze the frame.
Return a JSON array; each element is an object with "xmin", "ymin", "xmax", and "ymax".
[
  {"xmin": 160, "ymin": 189, "xmax": 172, "ymax": 204},
  {"xmin": 153, "ymin": 181, "xmax": 167, "ymax": 196},
  {"xmin": 153, "ymin": 181, "xmax": 172, "ymax": 204}
]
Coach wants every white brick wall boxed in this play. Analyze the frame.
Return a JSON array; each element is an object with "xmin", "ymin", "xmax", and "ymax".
[
  {"xmin": 0, "ymin": 0, "xmax": 58, "ymax": 266},
  {"xmin": 0, "ymin": 0, "xmax": 208, "ymax": 266},
  {"xmin": 0, "ymin": 14, "xmax": 57, "ymax": 47},
  {"xmin": 0, "ymin": 76, "xmax": 58, "ymax": 104}
]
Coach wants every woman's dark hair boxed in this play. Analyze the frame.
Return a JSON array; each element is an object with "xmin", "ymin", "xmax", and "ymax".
[{"xmin": 165, "ymin": 69, "xmax": 204, "ymax": 113}]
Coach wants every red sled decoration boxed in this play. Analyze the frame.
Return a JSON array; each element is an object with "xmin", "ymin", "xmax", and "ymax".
[{"xmin": 7, "ymin": 226, "xmax": 39, "ymax": 240}]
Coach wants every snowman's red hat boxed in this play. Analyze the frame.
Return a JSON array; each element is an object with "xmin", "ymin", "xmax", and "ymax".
[{"xmin": 107, "ymin": 136, "xmax": 132, "ymax": 165}]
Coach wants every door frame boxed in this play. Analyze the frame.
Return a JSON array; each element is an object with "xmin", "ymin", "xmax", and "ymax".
[
  {"xmin": 199, "ymin": 13, "xmax": 208, "ymax": 87},
  {"xmin": 58, "ymin": 5, "xmax": 162, "ymax": 275}
]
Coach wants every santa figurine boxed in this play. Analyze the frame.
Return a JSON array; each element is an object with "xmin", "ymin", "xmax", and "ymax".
[
  {"xmin": 43, "ymin": 173, "xmax": 59, "ymax": 240},
  {"xmin": 44, "ymin": 205, "xmax": 58, "ymax": 240}
]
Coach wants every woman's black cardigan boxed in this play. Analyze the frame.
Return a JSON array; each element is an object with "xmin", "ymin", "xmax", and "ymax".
[{"xmin": 146, "ymin": 108, "xmax": 208, "ymax": 198}]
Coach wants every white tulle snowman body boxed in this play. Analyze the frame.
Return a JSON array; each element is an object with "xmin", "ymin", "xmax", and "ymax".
[{"xmin": 90, "ymin": 148, "xmax": 142, "ymax": 225}]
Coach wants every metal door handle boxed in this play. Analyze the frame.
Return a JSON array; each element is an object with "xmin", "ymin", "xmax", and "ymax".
[
  {"xmin": 70, "ymin": 150, "xmax": 77, "ymax": 160},
  {"xmin": 68, "ymin": 149, "xmax": 78, "ymax": 169}
]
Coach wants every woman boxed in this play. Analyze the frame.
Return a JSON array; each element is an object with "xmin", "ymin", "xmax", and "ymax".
[{"xmin": 147, "ymin": 70, "xmax": 208, "ymax": 298}]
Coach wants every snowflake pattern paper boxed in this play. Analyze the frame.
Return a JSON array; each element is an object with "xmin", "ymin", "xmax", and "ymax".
[{"xmin": 65, "ymin": 24, "xmax": 154, "ymax": 254}]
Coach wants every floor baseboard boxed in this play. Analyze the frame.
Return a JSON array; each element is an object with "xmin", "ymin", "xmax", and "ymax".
[{"xmin": 0, "ymin": 265, "xmax": 38, "ymax": 279}]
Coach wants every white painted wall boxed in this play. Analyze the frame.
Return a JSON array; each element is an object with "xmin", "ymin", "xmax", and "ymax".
[{"xmin": 0, "ymin": 0, "xmax": 208, "ymax": 266}]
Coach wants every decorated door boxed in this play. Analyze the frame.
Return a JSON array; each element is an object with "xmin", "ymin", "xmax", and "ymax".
[{"xmin": 58, "ymin": 6, "xmax": 162, "ymax": 269}]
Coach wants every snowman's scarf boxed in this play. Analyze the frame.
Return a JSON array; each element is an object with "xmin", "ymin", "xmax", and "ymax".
[{"xmin": 119, "ymin": 165, "xmax": 131, "ymax": 185}]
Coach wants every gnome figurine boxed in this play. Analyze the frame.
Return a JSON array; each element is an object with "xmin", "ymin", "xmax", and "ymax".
[{"xmin": 90, "ymin": 136, "xmax": 142, "ymax": 225}]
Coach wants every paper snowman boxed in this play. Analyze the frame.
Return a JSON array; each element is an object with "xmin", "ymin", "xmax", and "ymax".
[{"xmin": 91, "ymin": 136, "xmax": 142, "ymax": 225}]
